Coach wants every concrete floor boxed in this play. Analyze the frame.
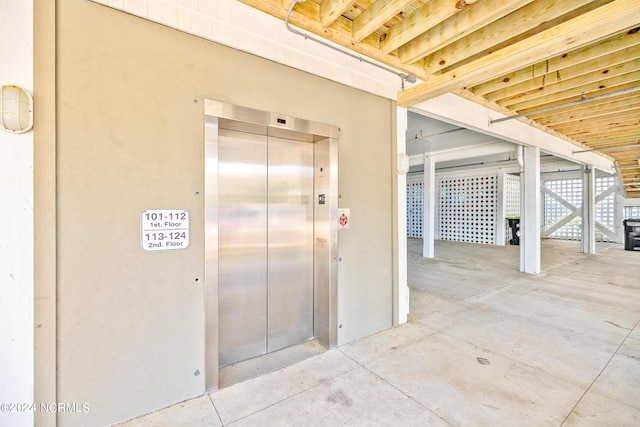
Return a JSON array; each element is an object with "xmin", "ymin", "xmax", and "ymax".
[{"xmin": 118, "ymin": 239, "xmax": 640, "ymax": 426}]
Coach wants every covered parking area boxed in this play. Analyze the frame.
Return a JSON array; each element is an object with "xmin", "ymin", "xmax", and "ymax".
[{"xmin": 120, "ymin": 237, "xmax": 640, "ymax": 426}]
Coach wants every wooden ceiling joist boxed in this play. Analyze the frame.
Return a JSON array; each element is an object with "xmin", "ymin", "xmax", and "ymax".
[
  {"xmin": 486, "ymin": 47, "xmax": 640, "ymax": 103},
  {"xmin": 473, "ymin": 27, "xmax": 640, "ymax": 96},
  {"xmin": 319, "ymin": 0, "xmax": 354, "ymax": 28},
  {"xmin": 352, "ymin": 0, "xmax": 415, "ymax": 43},
  {"xmin": 531, "ymin": 96, "xmax": 640, "ymax": 123},
  {"xmin": 551, "ymin": 114, "xmax": 640, "ymax": 132},
  {"xmin": 422, "ymin": 0, "xmax": 599, "ymax": 75},
  {"xmin": 496, "ymin": 64, "xmax": 640, "ymax": 109},
  {"xmin": 397, "ymin": 0, "xmax": 640, "ymax": 107},
  {"xmin": 241, "ymin": 0, "xmax": 640, "ymax": 194},
  {"xmin": 397, "ymin": 0, "xmax": 532, "ymax": 65},
  {"xmin": 509, "ymin": 76, "xmax": 640, "ymax": 113},
  {"xmin": 513, "ymin": 83, "xmax": 640, "ymax": 120},
  {"xmin": 379, "ymin": 0, "xmax": 477, "ymax": 55}
]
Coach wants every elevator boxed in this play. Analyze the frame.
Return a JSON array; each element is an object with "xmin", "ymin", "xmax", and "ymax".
[{"xmin": 204, "ymin": 100, "xmax": 339, "ymax": 391}]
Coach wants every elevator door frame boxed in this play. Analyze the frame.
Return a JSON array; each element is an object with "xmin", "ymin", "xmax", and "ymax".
[{"xmin": 204, "ymin": 100, "xmax": 339, "ymax": 392}]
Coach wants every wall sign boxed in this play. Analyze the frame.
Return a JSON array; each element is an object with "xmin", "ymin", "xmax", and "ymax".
[{"xmin": 141, "ymin": 209, "xmax": 190, "ymax": 251}]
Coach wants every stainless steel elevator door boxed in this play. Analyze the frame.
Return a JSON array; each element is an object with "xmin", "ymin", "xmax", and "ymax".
[
  {"xmin": 218, "ymin": 123, "xmax": 314, "ymax": 367},
  {"xmin": 267, "ymin": 135, "xmax": 314, "ymax": 353},
  {"xmin": 218, "ymin": 126, "xmax": 269, "ymax": 367}
]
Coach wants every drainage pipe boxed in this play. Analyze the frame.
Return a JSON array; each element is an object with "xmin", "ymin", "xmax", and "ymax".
[{"xmin": 517, "ymin": 145, "xmax": 524, "ymax": 170}]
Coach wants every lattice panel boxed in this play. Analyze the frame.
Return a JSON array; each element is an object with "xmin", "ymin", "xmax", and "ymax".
[
  {"xmin": 504, "ymin": 173, "xmax": 521, "ymax": 244},
  {"xmin": 406, "ymin": 181, "xmax": 423, "ymax": 238},
  {"xmin": 595, "ymin": 176, "xmax": 616, "ymax": 242},
  {"xmin": 625, "ymin": 206, "xmax": 640, "ymax": 218},
  {"xmin": 544, "ymin": 179, "xmax": 582, "ymax": 240},
  {"xmin": 438, "ymin": 175, "xmax": 497, "ymax": 244},
  {"xmin": 544, "ymin": 176, "xmax": 618, "ymax": 242},
  {"xmin": 504, "ymin": 174, "xmax": 521, "ymax": 218}
]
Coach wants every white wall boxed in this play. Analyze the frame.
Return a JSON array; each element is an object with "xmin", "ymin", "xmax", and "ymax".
[
  {"xmin": 0, "ymin": 1, "xmax": 34, "ymax": 426},
  {"xmin": 90, "ymin": 0, "xmax": 407, "ymax": 100}
]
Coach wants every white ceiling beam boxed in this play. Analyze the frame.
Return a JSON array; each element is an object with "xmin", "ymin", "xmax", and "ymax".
[
  {"xmin": 409, "ymin": 93, "xmax": 614, "ymax": 172},
  {"xmin": 433, "ymin": 142, "xmax": 516, "ymax": 163},
  {"xmin": 407, "ymin": 141, "xmax": 516, "ymax": 165}
]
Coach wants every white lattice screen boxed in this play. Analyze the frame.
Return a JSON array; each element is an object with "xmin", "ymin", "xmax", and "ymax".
[
  {"xmin": 543, "ymin": 175, "xmax": 618, "ymax": 242},
  {"xmin": 544, "ymin": 178, "xmax": 582, "ymax": 240},
  {"xmin": 625, "ymin": 206, "xmax": 640, "ymax": 218},
  {"xmin": 504, "ymin": 174, "xmax": 521, "ymax": 218},
  {"xmin": 406, "ymin": 181, "xmax": 424, "ymax": 238},
  {"xmin": 595, "ymin": 176, "xmax": 616, "ymax": 242},
  {"xmin": 407, "ymin": 171, "xmax": 619, "ymax": 244},
  {"xmin": 437, "ymin": 175, "xmax": 497, "ymax": 244},
  {"xmin": 504, "ymin": 173, "xmax": 521, "ymax": 244}
]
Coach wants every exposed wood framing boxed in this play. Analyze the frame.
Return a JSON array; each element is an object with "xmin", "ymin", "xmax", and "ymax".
[{"xmin": 242, "ymin": 0, "xmax": 640, "ymax": 196}]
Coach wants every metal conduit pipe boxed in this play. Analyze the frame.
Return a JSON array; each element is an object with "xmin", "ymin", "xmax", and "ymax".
[
  {"xmin": 285, "ymin": 0, "xmax": 416, "ymax": 89},
  {"xmin": 489, "ymin": 86, "xmax": 640, "ymax": 124},
  {"xmin": 573, "ymin": 141, "xmax": 640, "ymax": 154}
]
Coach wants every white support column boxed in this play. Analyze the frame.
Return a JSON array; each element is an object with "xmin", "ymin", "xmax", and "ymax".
[
  {"xmin": 395, "ymin": 106, "xmax": 409, "ymax": 325},
  {"xmin": 520, "ymin": 147, "xmax": 541, "ymax": 274},
  {"xmin": 422, "ymin": 153, "xmax": 436, "ymax": 258},
  {"xmin": 581, "ymin": 165, "xmax": 596, "ymax": 254}
]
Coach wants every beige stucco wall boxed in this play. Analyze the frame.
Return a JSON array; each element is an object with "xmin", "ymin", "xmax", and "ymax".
[{"xmin": 55, "ymin": 0, "xmax": 394, "ymax": 425}]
